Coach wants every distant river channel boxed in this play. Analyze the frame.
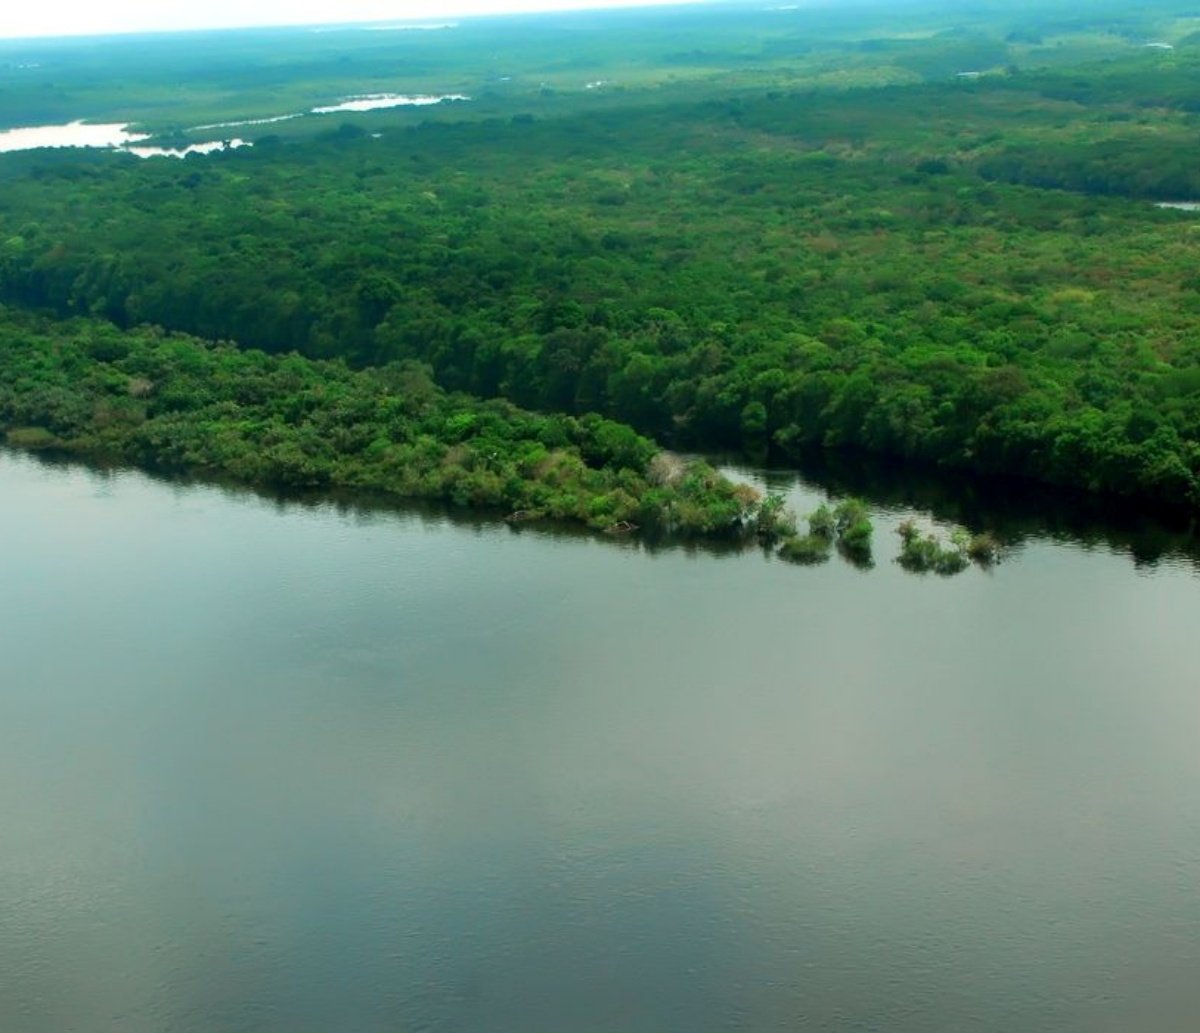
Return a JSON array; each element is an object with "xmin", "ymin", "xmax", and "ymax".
[{"xmin": 1, "ymin": 448, "xmax": 1199, "ymax": 1032}]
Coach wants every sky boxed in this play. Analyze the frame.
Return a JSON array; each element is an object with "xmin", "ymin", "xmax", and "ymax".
[{"xmin": 0, "ymin": 0, "xmax": 698, "ymax": 40}]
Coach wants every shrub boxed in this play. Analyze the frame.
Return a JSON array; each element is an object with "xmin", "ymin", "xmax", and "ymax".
[
  {"xmin": 833, "ymin": 497, "xmax": 869, "ymax": 534},
  {"xmin": 755, "ymin": 492, "xmax": 797, "ymax": 542},
  {"xmin": 808, "ymin": 503, "xmax": 836, "ymax": 539},
  {"xmin": 838, "ymin": 517, "xmax": 874, "ymax": 567},
  {"xmin": 6, "ymin": 426, "xmax": 58, "ymax": 448},
  {"xmin": 897, "ymin": 524, "xmax": 968, "ymax": 575},
  {"xmin": 778, "ymin": 533, "xmax": 833, "ymax": 564},
  {"xmin": 967, "ymin": 532, "xmax": 1001, "ymax": 565}
]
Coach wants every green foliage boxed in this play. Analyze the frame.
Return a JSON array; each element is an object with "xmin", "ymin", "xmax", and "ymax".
[
  {"xmin": 897, "ymin": 519, "xmax": 971, "ymax": 575},
  {"xmin": 966, "ymin": 531, "xmax": 1002, "ymax": 565},
  {"xmin": 0, "ymin": 308, "xmax": 759, "ymax": 540},
  {"xmin": 755, "ymin": 492, "xmax": 797, "ymax": 543},
  {"xmin": 837, "ymin": 518, "xmax": 875, "ymax": 568},
  {"xmin": 833, "ymin": 499, "xmax": 870, "ymax": 535},
  {"xmin": 807, "ymin": 504, "xmax": 837, "ymax": 540},
  {"xmin": 5, "ymin": 426, "xmax": 58, "ymax": 448},
  {"xmin": 777, "ymin": 534, "xmax": 833, "ymax": 565},
  {"xmin": 806, "ymin": 497, "xmax": 874, "ymax": 565}
]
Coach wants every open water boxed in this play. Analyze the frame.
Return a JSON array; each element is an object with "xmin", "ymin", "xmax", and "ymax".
[{"xmin": 1, "ymin": 449, "xmax": 1198, "ymax": 1032}]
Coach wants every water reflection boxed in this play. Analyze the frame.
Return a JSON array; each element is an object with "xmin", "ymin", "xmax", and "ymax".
[
  {"xmin": 13, "ymin": 445, "xmax": 1197, "ymax": 575},
  {"xmin": 0, "ymin": 119, "xmax": 148, "ymax": 152},
  {"xmin": 742, "ymin": 446, "xmax": 1200, "ymax": 572},
  {"xmin": 1, "ymin": 449, "xmax": 1199, "ymax": 1032},
  {"xmin": 124, "ymin": 138, "xmax": 250, "ymax": 159},
  {"xmin": 311, "ymin": 92, "xmax": 469, "ymax": 113},
  {"xmin": 0, "ymin": 94, "xmax": 469, "ymax": 158},
  {"xmin": 0, "ymin": 120, "xmax": 251, "ymax": 159}
]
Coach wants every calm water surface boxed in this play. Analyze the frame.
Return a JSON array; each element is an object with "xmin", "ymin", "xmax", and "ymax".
[
  {"xmin": 0, "ymin": 122, "xmax": 249, "ymax": 158},
  {"xmin": 0, "ymin": 94, "xmax": 468, "ymax": 156},
  {"xmin": 1, "ymin": 451, "xmax": 1198, "ymax": 1032}
]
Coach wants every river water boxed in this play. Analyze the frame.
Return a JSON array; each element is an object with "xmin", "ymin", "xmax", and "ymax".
[{"xmin": 1, "ymin": 449, "xmax": 1198, "ymax": 1032}]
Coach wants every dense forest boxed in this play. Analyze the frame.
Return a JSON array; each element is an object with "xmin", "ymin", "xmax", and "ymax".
[
  {"xmin": 0, "ymin": 305, "xmax": 772, "ymax": 536},
  {"xmin": 1, "ymin": 0, "xmax": 1199, "ymax": 530}
]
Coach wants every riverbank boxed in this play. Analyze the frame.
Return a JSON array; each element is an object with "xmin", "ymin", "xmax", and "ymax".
[{"xmin": 0, "ymin": 307, "xmax": 770, "ymax": 540}]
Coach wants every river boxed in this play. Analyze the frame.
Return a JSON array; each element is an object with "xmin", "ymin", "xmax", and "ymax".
[{"xmin": 1, "ymin": 449, "xmax": 1198, "ymax": 1032}]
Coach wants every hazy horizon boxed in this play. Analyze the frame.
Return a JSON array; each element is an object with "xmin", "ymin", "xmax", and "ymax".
[{"xmin": 0, "ymin": 0, "xmax": 719, "ymax": 43}]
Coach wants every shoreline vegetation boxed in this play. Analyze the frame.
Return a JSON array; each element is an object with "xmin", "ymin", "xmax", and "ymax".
[
  {"xmin": 0, "ymin": 308, "xmax": 1011, "ymax": 574},
  {"xmin": 0, "ymin": 308, "xmax": 768, "ymax": 538}
]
